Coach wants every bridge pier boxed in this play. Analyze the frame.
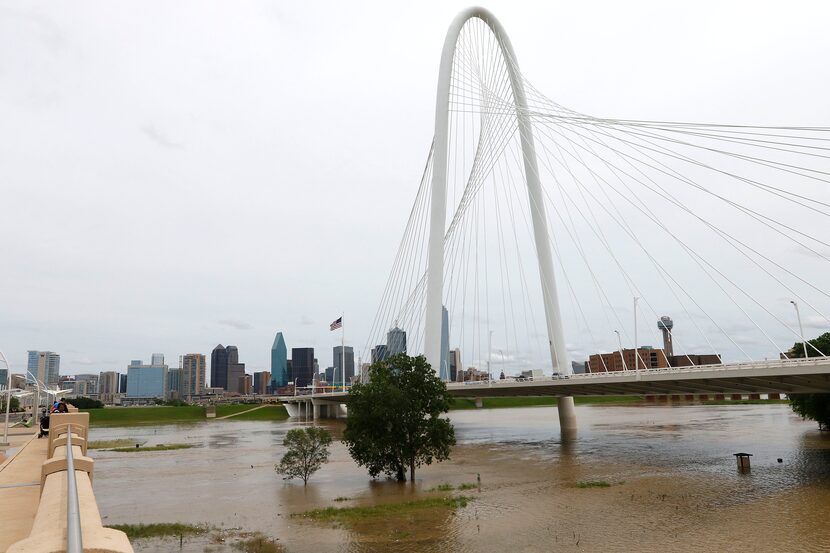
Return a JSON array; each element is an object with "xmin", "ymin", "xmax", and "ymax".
[{"xmin": 558, "ymin": 396, "xmax": 577, "ymax": 439}]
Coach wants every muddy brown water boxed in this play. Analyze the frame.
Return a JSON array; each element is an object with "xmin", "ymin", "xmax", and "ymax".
[{"xmin": 91, "ymin": 404, "xmax": 830, "ymax": 552}]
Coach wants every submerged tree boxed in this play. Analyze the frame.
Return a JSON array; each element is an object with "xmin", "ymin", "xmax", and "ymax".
[
  {"xmin": 343, "ymin": 353, "xmax": 455, "ymax": 482},
  {"xmin": 788, "ymin": 332, "xmax": 830, "ymax": 429},
  {"xmin": 275, "ymin": 427, "xmax": 332, "ymax": 485}
]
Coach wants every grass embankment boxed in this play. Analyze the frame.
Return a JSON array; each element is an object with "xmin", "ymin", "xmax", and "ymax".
[
  {"xmin": 300, "ymin": 496, "xmax": 472, "ymax": 525},
  {"xmin": 84, "ymin": 404, "xmax": 289, "ymax": 426},
  {"xmin": 216, "ymin": 404, "xmax": 289, "ymax": 421},
  {"xmin": 106, "ymin": 522, "xmax": 207, "ymax": 540},
  {"xmin": 88, "ymin": 439, "xmax": 143, "ymax": 449},
  {"xmin": 450, "ymin": 396, "xmax": 643, "ymax": 410},
  {"xmin": 702, "ymin": 399, "xmax": 789, "ymax": 405},
  {"xmin": 110, "ymin": 443, "xmax": 194, "ymax": 452},
  {"xmin": 84, "ymin": 406, "xmax": 205, "ymax": 426}
]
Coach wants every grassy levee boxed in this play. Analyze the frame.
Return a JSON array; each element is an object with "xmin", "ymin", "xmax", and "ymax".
[
  {"xmin": 106, "ymin": 522, "xmax": 207, "ymax": 540},
  {"xmin": 85, "ymin": 404, "xmax": 289, "ymax": 426},
  {"xmin": 84, "ymin": 406, "xmax": 205, "ymax": 426},
  {"xmin": 449, "ymin": 396, "xmax": 643, "ymax": 410},
  {"xmin": 300, "ymin": 496, "xmax": 473, "ymax": 525},
  {"xmin": 225, "ymin": 405, "xmax": 289, "ymax": 421}
]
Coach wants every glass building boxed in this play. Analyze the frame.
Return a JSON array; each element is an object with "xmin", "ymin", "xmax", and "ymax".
[{"xmin": 270, "ymin": 332, "xmax": 288, "ymax": 389}]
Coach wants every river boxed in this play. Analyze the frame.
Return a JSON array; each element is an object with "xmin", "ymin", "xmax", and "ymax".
[{"xmin": 91, "ymin": 404, "xmax": 830, "ymax": 552}]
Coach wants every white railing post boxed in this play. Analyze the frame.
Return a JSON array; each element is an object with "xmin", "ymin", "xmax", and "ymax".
[{"xmin": 65, "ymin": 424, "xmax": 83, "ymax": 553}]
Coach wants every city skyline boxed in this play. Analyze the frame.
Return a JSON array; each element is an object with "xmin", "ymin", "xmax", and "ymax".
[{"xmin": 2, "ymin": 1, "xmax": 830, "ymax": 375}]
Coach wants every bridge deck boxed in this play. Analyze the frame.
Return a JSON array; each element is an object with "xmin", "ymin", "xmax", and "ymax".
[{"xmin": 0, "ymin": 431, "xmax": 45, "ymax": 553}]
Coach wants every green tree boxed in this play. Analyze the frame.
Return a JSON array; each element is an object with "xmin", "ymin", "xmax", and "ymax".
[
  {"xmin": 343, "ymin": 353, "xmax": 456, "ymax": 482},
  {"xmin": 0, "ymin": 395, "xmax": 20, "ymax": 412},
  {"xmin": 788, "ymin": 332, "xmax": 830, "ymax": 429},
  {"xmin": 275, "ymin": 427, "xmax": 332, "ymax": 485},
  {"xmin": 67, "ymin": 396, "xmax": 104, "ymax": 409}
]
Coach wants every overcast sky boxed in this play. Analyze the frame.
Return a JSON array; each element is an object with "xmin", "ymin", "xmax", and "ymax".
[{"xmin": 2, "ymin": 0, "xmax": 829, "ymax": 377}]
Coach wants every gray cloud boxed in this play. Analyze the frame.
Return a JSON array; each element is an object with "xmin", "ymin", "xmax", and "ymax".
[{"xmin": 218, "ymin": 320, "xmax": 253, "ymax": 330}]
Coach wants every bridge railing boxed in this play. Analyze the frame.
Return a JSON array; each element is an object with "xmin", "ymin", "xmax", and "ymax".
[
  {"xmin": 7, "ymin": 412, "xmax": 133, "ymax": 553},
  {"xmin": 448, "ymin": 356, "xmax": 827, "ymax": 388}
]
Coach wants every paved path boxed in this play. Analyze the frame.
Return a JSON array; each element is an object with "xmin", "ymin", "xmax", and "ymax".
[
  {"xmin": 215, "ymin": 405, "xmax": 268, "ymax": 420},
  {"xmin": 0, "ymin": 431, "xmax": 45, "ymax": 553}
]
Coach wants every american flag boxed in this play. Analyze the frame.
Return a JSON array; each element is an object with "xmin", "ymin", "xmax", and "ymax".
[{"xmin": 330, "ymin": 317, "xmax": 342, "ymax": 331}]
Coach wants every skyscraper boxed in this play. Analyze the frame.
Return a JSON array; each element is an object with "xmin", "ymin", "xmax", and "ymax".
[
  {"xmin": 387, "ymin": 327, "xmax": 407, "ymax": 356},
  {"xmin": 270, "ymin": 332, "xmax": 288, "ymax": 390},
  {"xmin": 253, "ymin": 371, "xmax": 271, "ymax": 394},
  {"xmin": 98, "ymin": 371, "xmax": 120, "ymax": 404},
  {"xmin": 151, "ymin": 353, "xmax": 165, "ymax": 366},
  {"xmin": 126, "ymin": 356, "xmax": 168, "ymax": 399},
  {"xmin": 181, "ymin": 353, "xmax": 206, "ymax": 399},
  {"xmin": 371, "ymin": 344, "xmax": 389, "ymax": 364},
  {"xmin": 333, "ymin": 346, "xmax": 355, "ymax": 385},
  {"xmin": 225, "ymin": 345, "xmax": 245, "ymax": 394},
  {"xmin": 167, "ymin": 368, "xmax": 181, "ymax": 399},
  {"xmin": 449, "ymin": 348, "xmax": 461, "ymax": 382},
  {"xmin": 440, "ymin": 306, "xmax": 450, "ymax": 380},
  {"xmin": 291, "ymin": 348, "xmax": 314, "ymax": 387},
  {"xmin": 211, "ymin": 345, "xmax": 228, "ymax": 390},
  {"xmin": 0, "ymin": 368, "xmax": 8, "ymax": 389},
  {"xmin": 27, "ymin": 351, "xmax": 60, "ymax": 386}
]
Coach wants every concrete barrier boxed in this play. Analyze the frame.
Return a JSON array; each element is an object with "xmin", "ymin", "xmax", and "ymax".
[{"xmin": 7, "ymin": 412, "xmax": 133, "ymax": 553}]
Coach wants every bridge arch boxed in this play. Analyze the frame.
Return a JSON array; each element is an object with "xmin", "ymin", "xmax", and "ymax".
[{"xmin": 422, "ymin": 7, "xmax": 576, "ymax": 433}]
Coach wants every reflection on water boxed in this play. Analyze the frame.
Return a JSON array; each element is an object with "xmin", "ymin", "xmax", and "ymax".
[{"xmin": 92, "ymin": 404, "xmax": 830, "ymax": 552}]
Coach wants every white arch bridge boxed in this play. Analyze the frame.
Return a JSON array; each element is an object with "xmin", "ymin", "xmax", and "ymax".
[{"xmin": 342, "ymin": 8, "xmax": 830, "ymax": 434}]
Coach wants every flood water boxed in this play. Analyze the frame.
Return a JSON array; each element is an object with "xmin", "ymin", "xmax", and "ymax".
[{"xmin": 91, "ymin": 404, "xmax": 830, "ymax": 552}]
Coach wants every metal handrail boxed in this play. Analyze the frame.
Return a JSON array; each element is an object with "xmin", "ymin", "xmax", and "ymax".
[{"xmin": 65, "ymin": 424, "xmax": 83, "ymax": 553}]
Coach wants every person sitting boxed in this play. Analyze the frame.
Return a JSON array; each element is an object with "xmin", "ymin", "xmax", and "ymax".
[
  {"xmin": 38, "ymin": 409, "xmax": 50, "ymax": 438},
  {"xmin": 57, "ymin": 400, "xmax": 69, "ymax": 413}
]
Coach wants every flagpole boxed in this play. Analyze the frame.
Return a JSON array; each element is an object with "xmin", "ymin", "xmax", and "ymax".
[{"xmin": 341, "ymin": 312, "xmax": 346, "ymax": 390}]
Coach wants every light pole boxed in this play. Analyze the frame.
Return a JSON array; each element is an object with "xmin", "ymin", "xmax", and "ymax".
[
  {"xmin": 790, "ymin": 300, "xmax": 809, "ymax": 359},
  {"xmin": 614, "ymin": 330, "xmax": 628, "ymax": 371},
  {"xmin": 633, "ymin": 297, "xmax": 640, "ymax": 374},
  {"xmin": 1, "ymin": 351, "xmax": 12, "ymax": 446},
  {"xmin": 488, "ymin": 330, "xmax": 494, "ymax": 387}
]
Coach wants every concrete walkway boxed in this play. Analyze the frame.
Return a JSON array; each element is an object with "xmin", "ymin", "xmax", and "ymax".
[
  {"xmin": 215, "ymin": 404, "xmax": 268, "ymax": 420},
  {"xmin": 0, "ymin": 431, "xmax": 45, "ymax": 553}
]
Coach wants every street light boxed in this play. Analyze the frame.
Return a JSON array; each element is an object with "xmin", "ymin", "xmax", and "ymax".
[
  {"xmin": 614, "ymin": 330, "xmax": 628, "ymax": 371},
  {"xmin": 790, "ymin": 300, "xmax": 809, "ymax": 359}
]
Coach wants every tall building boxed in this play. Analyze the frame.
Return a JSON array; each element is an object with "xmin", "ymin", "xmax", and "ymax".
[
  {"xmin": 0, "ymin": 368, "xmax": 8, "ymax": 389},
  {"xmin": 270, "ymin": 332, "xmax": 288, "ymax": 390},
  {"xmin": 333, "ymin": 346, "xmax": 355, "ymax": 385},
  {"xmin": 211, "ymin": 345, "xmax": 228, "ymax": 390},
  {"xmin": 387, "ymin": 327, "xmax": 407, "ymax": 356},
  {"xmin": 253, "ymin": 371, "xmax": 271, "ymax": 394},
  {"xmin": 226, "ymin": 345, "xmax": 245, "ymax": 394},
  {"xmin": 440, "ymin": 306, "xmax": 450, "ymax": 380},
  {"xmin": 98, "ymin": 371, "xmax": 120, "ymax": 404},
  {"xmin": 126, "ymin": 357, "xmax": 168, "ymax": 399},
  {"xmin": 449, "ymin": 348, "xmax": 461, "ymax": 383},
  {"xmin": 658, "ymin": 316, "xmax": 674, "ymax": 358},
  {"xmin": 324, "ymin": 366, "xmax": 334, "ymax": 383},
  {"xmin": 167, "ymin": 368, "xmax": 181, "ymax": 399},
  {"xmin": 27, "ymin": 351, "xmax": 60, "ymax": 386},
  {"xmin": 73, "ymin": 374, "xmax": 99, "ymax": 398},
  {"xmin": 238, "ymin": 374, "xmax": 252, "ymax": 395},
  {"xmin": 181, "ymin": 353, "xmax": 206, "ymax": 399},
  {"xmin": 118, "ymin": 374, "xmax": 128, "ymax": 394},
  {"xmin": 371, "ymin": 344, "xmax": 389, "ymax": 364},
  {"xmin": 151, "ymin": 353, "xmax": 165, "ymax": 366},
  {"xmin": 291, "ymin": 348, "xmax": 315, "ymax": 387}
]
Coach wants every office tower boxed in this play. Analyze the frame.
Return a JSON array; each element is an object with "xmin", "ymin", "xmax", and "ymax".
[
  {"xmin": 324, "ymin": 366, "xmax": 334, "ymax": 383},
  {"xmin": 253, "ymin": 371, "xmax": 271, "ymax": 394},
  {"xmin": 387, "ymin": 326, "xmax": 407, "ymax": 355},
  {"xmin": 118, "ymin": 374, "xmax": 128, "ymax": 394},
  {"xmin": 371, "ymin": 344, "xmax": 389, "ymax": 364},
  {"xmin": 440, "ymin": 306, "xmax": 450, "ymax": 380},
  {"xmin": 74, "ymin": 373, "xmax": 99, "ymax": 398},
  {"xmin": 226, "ymin": 345, "xmax": 245, "ymax": 394},
  {"xmin": 658, "ymin": 316, "xmax": 674, "ymax": 358},
  {"xmin": 182, "ymin": 353, "xmax": 206, "ymax": 399},
  {"xmin": 239, "ymin": 374, "xmax": 252, "ymax": 395},
  {"xmin": 0, "ymin": 368, "xmax": 8, "ymax": 389},
  {"xmin": 98, "ymin": 371, "xmax": 120, "ymax": 404},
  {"xmin": 151, "ymin": 353, "xmax": 165, "ymax": 366},
  {"xmin": 291, "ymin": 348, "xmax": 315, "ymax": 387},
  {"xmin": 449, "ymin": 348, "xmax": 461, "ymax": 382},
  {"xmin": 167, "ymin": 368, "xmax": 181, "ymax": 399},
  {"xmin": 211, "ymin": 345, "xmax": 229, "ymax": 390},
  {"xmin": 270, "ymin": 332, "xmax": 288, "ymax": 390},
  {"xmin": 333, "ymin": 346, "xmax": 355, "ymax": 385},
  {"xmin": 27, "ymin": 351, "xmax": 60, "ymax": 386},
  {"xmin": 126, "ymin": 356, "xmax": 168, "ymax": 398}
]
